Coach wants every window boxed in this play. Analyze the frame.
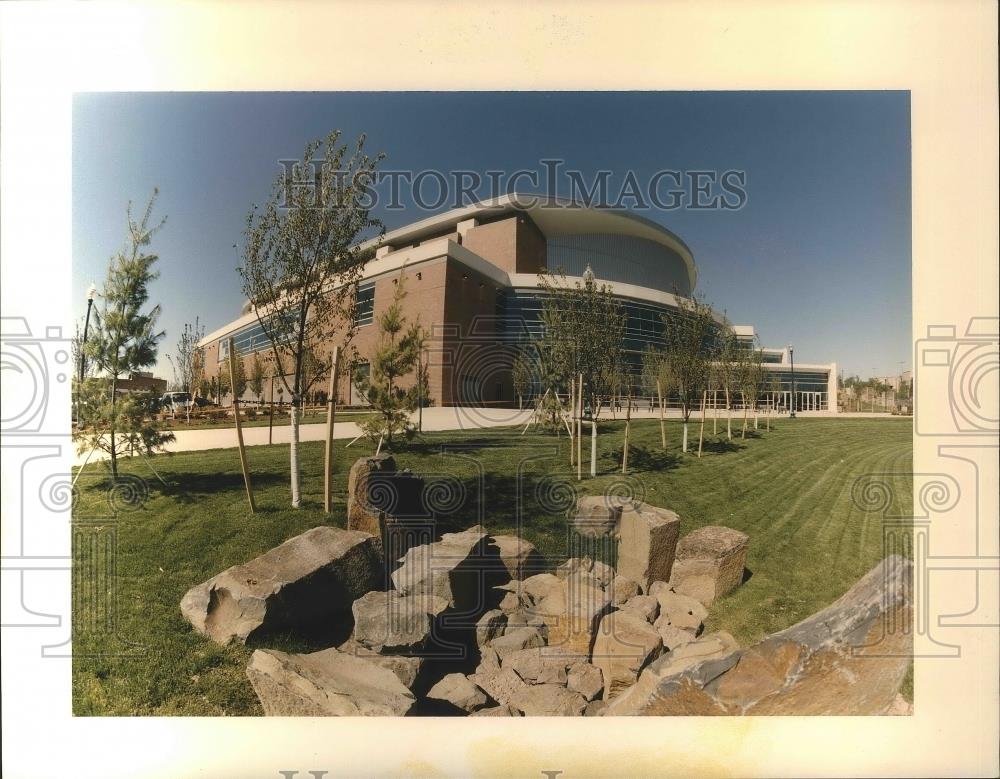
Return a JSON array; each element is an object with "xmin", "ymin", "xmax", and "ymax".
[{"xmin": 355, "ymin": 282, "xmax": 375, "ymax": 326}]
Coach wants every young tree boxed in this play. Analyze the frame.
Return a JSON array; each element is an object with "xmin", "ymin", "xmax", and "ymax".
[
  {"xmin": 217, "ymin": 364, "xmax": 231, "ymax": 403},
  {"xmin": 511, "ymin": 350, "xmax": 533, "ymax": 410},
  {"xmin": 75, "ymin": 190, "xmax": 174, "ymax": 479},
  {"xmin": 737, "ymin": 341, "xmax": 765, "ymax": 437},
  {"xmin": 642, "ymin": 344, "xmax": 674, "ymax": 450},
  {"xmin": 239, "ymin": 130, "xmax": 383, "ymax": 507},
  {"xmin": 249, "ymin": 352, "xmax": 266, "ymax": 405},
  {"xmin": 660, "ymin": 295, "xmax": 716, "ymax": 453},
  {"xmin": 198, "ymin": 376, "xmax": 212, "ymax": 402},
  {"xmin": 166, "ymin": 318, "xmax": 205, "ymax": 423},
  {"xmin": 715, "ymin": 330, "xmax": 741, "ymax": 440},
  {"xmin": 225, "ymin": 348, "xmax": 248, "ymax": 405},
  {"xmin": 354, "ymin": 276, "xmax": 427, "ymax": 449},
  {"xmin": 537, "ymin": 266, "xmax": 625, "ymax": 477}
]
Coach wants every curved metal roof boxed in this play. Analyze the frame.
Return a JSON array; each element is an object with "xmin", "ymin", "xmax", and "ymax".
[{"xmin": 366, "ymin": 193, "xmax": 698, "ymax": 291}]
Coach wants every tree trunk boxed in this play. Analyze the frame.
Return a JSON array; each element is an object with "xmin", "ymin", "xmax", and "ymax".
[
  {"xmin": 590, "ymin": 418, "xmax": 597, "ymax": 478},
  {"xmin": 713, "ymin": 390, "xmax": 718, "ymax": 434},
  {"xmin": 289, "ymin": 402, "xmax": 302, "ymax": 508},
  {"xmin": 109, "ymin": 375, "xmax": 119, "ymax": 480},
  {"xmin": 741, "ymin": 393, "xmax": 749, "ymax": 439},
  {"xmin": 622, "ymin": 396, "xmax": 632, "ymax": 473},
  {"xmin": 656, "ymin": 379, "xmax": 666, "ymax": 450},
  {"xmin": 725, "ymin": 387, "xmax": 732, "ymax": 440},
  {"xmin": 682, "ymin": 418, "xmax": 689, "ymax": 453}
]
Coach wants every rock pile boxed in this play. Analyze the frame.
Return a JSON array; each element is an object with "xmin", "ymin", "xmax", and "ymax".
[{"xmin": 180, "ymin": 493, "xmax": 913, "ymax": 716}]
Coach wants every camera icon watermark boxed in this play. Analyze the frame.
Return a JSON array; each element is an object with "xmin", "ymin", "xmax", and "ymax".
[{"xmin": 914, "ymin": 317, "xmax": 999, "ymax": 436}]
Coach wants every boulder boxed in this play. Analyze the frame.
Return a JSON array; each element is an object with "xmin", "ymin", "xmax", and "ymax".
[
  {"xmin": 180, "ymin": 527, "xmax": 383, "ymax": 645},
  {"xmin": 491, "ymin": 535, "xmax": 546, "ymax": 580},
  {"xmin": 651, "ymin": 585, "xmax": 707, "ymax": 635},
  {"xmin": 569, "ymin": 495, "xmax": 622, "ymax": 539},
  {"xmin": 351, "ymin": 589, "xmax": 449, "ymax": 653},
  {"xmin": 541, "ymin": 579, "xmax": 613, "ymax": 661},
  {"xmin": 336, "ymin": 639, "xmax": 424, "ymax": 688},
  {"xmin": 509, "ymin": 683, "xmax": 588, "ymax": 716},
  {"xmin": 555, "ymin": 557, "xmax": 615, "ymax": 589},
  {"xmin": 520, "ymin": 573, "xmax": 563, "ymax": 605},
  {"xmin": 503, "ymin": 648, "xmax": 570, "ymax": 685},
  {"xmin": 489, "ymin": 626, "xmax": 545, "ymax": 660},
  {"xmin": 391, "ymin": 527, "xmax": 505, "ymax": 612},
  {"xmin": 604, "ymin": 556, "xmax": 913, "ymax": 715},
  {"xmin": 584, "ymin": 699, "xmax": 609, "ymax": 716},
  {"xmin": 427, "ymin": 673, "xmax": 489, "ymax": 713},
  {"xmin": 592, "ymin": 609, "xmax": 664, "ymax": 699},
  {"xmin": 475, "ymin": 609, "xmax": 508, "ymax": 648},
  {"xmin": 616, "ymin": 502, "xmax": 681, "ymax": 591},
  {"xmin": 468, "ymin": 666, "xmax": 529, "ymax": 707},
  {"xmin": 246, "ymin": 646, "xmax": 415, "ymax": 716},
  {"xmin": 603, "ymin": 631, "xmax": 740, "ymax": 715},
  {"xmin": 657, "ymin": 624, "xmax": 697, "ymax": 652},
  {"xmin": 470, "ymin": 704, "xmax": 518, "ymax": 717},
  {"xmin": 346, "ymin": 454, "xmax": 396, "ymax": 536},
  {"xmin": 621, "ymin": 594, "xmax": 659, "ymax": 624},
  {"xmin": 669, "ymin": 526, "xmax": 749, "ymax": 606},
  {"xmin": 611, "ymin": 575, "xmax": 641, "ymax": 606},
  {"xmin": 566, "ymin": 661, "xmax": 604, "ymax": 701}
]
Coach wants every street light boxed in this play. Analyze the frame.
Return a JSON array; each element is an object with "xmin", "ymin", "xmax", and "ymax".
[
  {"xmin": 788, "ymin": 344, "xmax": 796, "ymax": 418},
  {"xmin": 79, "ymin": 283, "xmax": 98, "ymax": 383}
]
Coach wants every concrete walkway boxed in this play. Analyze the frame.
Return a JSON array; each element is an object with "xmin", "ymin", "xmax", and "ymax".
[{"xmin": 72, "ymin": 406, "xmax": 892, "ymax": 467}]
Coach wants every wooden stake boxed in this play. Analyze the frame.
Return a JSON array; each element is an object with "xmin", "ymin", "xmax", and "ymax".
[
  {"xmin": 323, "ymin": 346, "xmax": 340, "ymax": 513},
  {"xmin": 656, "ymin": 379, "xmax": 666, "ymax": 449},
  {"xmin": 229, "ymin": 337, "xmax": 255, "ymax": 514},
  {"xmin": 698, "ymin": 390, "xmax": 707, "ymax": 458},
  {"xmin": 568, "ymin": 381, "xmax": 575, "ymax": 466},
  {"xmin": 268, "ymin": 374, "xmax": 275, "ymax": 445},
  {"xmin": 622, "ymin": 393, "xmax": 632, "ymax": 473}
]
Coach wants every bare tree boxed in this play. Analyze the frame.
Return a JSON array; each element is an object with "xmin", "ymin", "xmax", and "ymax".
[
  {"xmin": 660, "ymin": 296, "xmax": 716, "ymax": 453},
  {"xmin": 167, "ymin": 318, "xmax": 205, "ymax": 423},
  {"xmin": 238, "ymin": 130, "xmax": 383, "ymax": 507}
]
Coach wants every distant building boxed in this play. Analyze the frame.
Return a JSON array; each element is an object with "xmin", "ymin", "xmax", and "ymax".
[
  {"xmin": 115, "ymin": 371, "xmax": 167, "ymax": 396},
  {"xmin": 199, "ymin": 194, "xmax": 838, "ymax": 412}
]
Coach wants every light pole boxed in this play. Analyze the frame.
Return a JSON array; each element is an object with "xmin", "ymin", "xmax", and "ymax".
[
  {"xmin": 79, "ymin": 283, "xmax": 98, "ymax": 383},
  {"xmin": 788, "ymin": 344, "xmax": 796, "ymax": 418}
]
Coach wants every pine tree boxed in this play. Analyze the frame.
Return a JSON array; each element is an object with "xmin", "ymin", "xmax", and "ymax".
[
  {"xmin": 354, "ymin": 275, "xmax": 427, "ymax": 450},
  {"xmin": 75, "ymin": 190, "xmax": 174, "ymax": 479}
]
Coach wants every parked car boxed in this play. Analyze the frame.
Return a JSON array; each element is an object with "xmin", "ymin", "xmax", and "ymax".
[{"xmin": 160, "ymin": 391, "xmax": 193, "ymax": 413}]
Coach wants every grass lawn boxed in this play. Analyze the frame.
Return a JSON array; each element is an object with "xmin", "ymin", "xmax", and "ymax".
[{"xmin": 72, "ymin": 416, "xmax": 913, "ymax": 715}]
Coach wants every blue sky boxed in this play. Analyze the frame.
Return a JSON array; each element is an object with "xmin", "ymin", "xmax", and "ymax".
[{"xmin": 73, "ymin": 91, "xmax": 911, "ymax": 381}]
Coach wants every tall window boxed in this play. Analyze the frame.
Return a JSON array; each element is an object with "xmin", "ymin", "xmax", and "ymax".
[{"xmin": 355, "ymin": 282, "xmax": 375, "ymax": 326}]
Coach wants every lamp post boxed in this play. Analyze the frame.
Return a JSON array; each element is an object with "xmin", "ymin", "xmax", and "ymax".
[
  {"xmin": 788, "ymin": 344, "xmax": 796, "ymax": 418},
  {"xmin": 79, "ymin": 283, "xmax": 98, "ymax": 383}
]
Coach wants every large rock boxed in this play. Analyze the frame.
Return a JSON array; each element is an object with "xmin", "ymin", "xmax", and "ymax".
[
  {"xmin": 555, "ymin": 557, "xmax": 615, "ymax": 589},
  {"xmin": 246, "ymin": 646, "xmax": 415, "ymax": 716},
  {"xmin": 592, "ymin": 609, "xmax": 664, "ymax": 699},
  {"xmin": 621, "ymin": 594, "xmax": 659, "ymax": 624},
  {"xmin": 650, "ymin": 584, "xmax": 707, "ymax": 636},
  {"xmin": 566, "ymin": 661, "xmax": 604, "ymax": 701},
  {"xmin": 669, "ymin": 526, "xmax": 749, "ymax": 606},
  {"xmin": 489, "ymin": 626, "xmax": 545, "ymax": 660},
  {"xmin": 468, "ymin": 666, "xmax": 529, "ymax": 707},
  {"xmin": 491, "ymin": 535, "xmax": 546, "ymax": 580},
  {"xmin": 616, "ymin": 502, "xmax": 681, "ymax": 591},
  {"xmin": 475, "ymin": 609, "xmax": 508, "ymax": 648},
  {"xmin": 539, "ymin": 578, "xmax": 613, "ymax": 661},
  {"xmin": 570, "ymin": 495, "xmax": 622, "ymax": 539},
  {"xmin": 391, "ymin": 527, "xmax": 505, "ymax": 613},
  {"xmin": 180, "ymin": 527, "xmax": 382, "ymax": 645},
  {"xmin": 351, "ymin": 589, "xmax": 449, "ymax": 653},
  {"xmin": 427, "ymin": 673, "xmax": 489, "ymax": 713},
  {"xmin": 604, "ymin": 556, "xmax": 913, "ymax": 715},
  {"xmin": 503, "ymin": 648, "xmax": 570, "ymax": 685},
  {"xmin": 509, "ymin": 683, "xmax": 588, "ymax": 716},
  {"xmin": 346, "ymin": 454, "xmax": 396, "ymax": 536},
  {"xmin": 336, "ymin": 639, "xmax": 424, "ymax": 688}
]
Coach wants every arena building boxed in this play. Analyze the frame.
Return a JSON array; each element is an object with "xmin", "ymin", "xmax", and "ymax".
[{"xmin": 198, "ymin": 194, "xmax": 837, "ymax": 412}]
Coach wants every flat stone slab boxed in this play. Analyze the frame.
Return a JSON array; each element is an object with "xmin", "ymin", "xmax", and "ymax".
[
  {"xmin": 246, "ymin": 646, "xmax": 415, "ymax": 716},
  {"xmin": 351, "ymin": 589, "xmax": 449, "ymax": 653},
  {"xmin": 180, "ymin": 526, "xmax": 383, "ymax": 645}
]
